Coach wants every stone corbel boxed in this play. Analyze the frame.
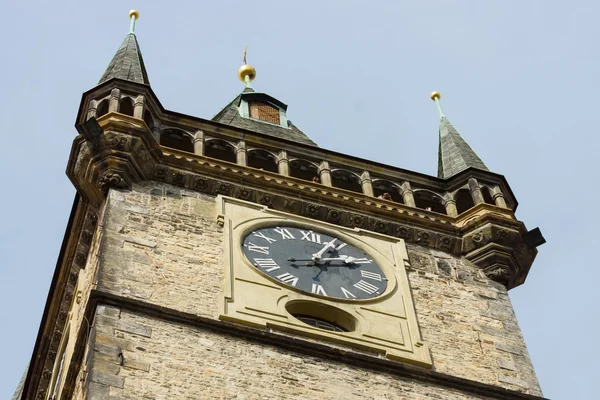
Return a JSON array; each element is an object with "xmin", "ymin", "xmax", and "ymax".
[{"xmin": 461, "ymin": 222, "xmax": 538, "ymax": 289}]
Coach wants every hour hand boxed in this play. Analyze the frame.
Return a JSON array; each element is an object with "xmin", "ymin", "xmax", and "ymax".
[{"xmin": 288, "ymin": 256, "xmax": 356, "ymax": 264}]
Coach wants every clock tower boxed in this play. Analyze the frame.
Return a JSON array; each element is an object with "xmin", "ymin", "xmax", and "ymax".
[{"xmin": 16, "ymin": 11, "xmax": 547, "ymax": 400}]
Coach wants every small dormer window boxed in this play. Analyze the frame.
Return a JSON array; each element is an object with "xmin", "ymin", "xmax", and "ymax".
[{"xmin": 249, "ymin": 102, "xmax": 280, "ymax": 124}]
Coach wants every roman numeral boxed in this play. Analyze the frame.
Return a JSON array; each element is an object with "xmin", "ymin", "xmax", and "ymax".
[
  {"xmin": 253, "ymin": 231, "xmax": 277, "ymax": 244},
  {"xmin": 277, "ymin": 272, "xmax": 299, "ymax": 287},
  {"xmin": 311, "ymin": 283, "xmax": 328, "ymax": 296},
  {"xmin": 300, "ymin": 230, "xmax": 321, "ymax": 244},
  {"xmin": 360, "ymin": 270, "xmax": 382, "ymax": 281},
  {"xmin": 254, "ymin": 258, "xmax": 280, "ymax": 272},
  {"xmin": 273, "ymin": 227, "xmax": 295, "ymax": 240},
  {"xmin": 246, "ymin": 242, "xmax": 270, "ymax": 255},
  {"xmin": 341, "ymin": 287, "xmax": 356, "ymax": 299},
  {"xmin": 353, "ymin": 280, "xmax": 379, "ymax": 295},
  {"xmin": 353, "ymin": 258, "xmax": 372, "ymax": 264}
]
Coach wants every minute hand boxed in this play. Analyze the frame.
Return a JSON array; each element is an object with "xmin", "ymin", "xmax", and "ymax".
[{"xmin": 312, "ymin": 238, "xmax": 337, "ymax": 260}]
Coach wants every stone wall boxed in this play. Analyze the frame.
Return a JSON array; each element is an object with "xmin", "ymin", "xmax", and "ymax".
[{"xmin": 78, "ymin": 181, "xmax": 541, "ymax": 398}]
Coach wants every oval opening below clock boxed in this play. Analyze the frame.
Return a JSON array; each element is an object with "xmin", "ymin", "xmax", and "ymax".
[{"xmin": 286, "ymin": 300, "xmax": 356, "ymax": 333}]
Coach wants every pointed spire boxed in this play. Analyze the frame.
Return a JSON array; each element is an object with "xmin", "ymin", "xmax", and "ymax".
[
  {"xmin": 98, "ymin": 10, "xmax": 150, "ymax": 85},
  {"xmin": 431, "ymin": 92, "xmax": 488, "ymax": 179}
]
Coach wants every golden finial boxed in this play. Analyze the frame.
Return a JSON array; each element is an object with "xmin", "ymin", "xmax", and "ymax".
[
  {"xmin": 430, "ymin": 91, "xmax": 445, "ymax": 118},
  {"xmin": 128, "ymin": 10, "xmax": 139, "ymax": 33},
  {"xmin": 238, "ymin": 47, "xmax": 256, "ymax": 86}
]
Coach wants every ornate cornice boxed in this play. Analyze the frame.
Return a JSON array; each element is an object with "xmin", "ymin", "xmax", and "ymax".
[{"xmin": 67, "ymin": 114, "xmax": 537, "ymax": 291}]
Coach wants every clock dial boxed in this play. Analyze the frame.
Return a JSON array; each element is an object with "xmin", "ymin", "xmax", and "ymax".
[{"xmin": 242, "ymin": 226, "xmax": 387, "ymax": 300}]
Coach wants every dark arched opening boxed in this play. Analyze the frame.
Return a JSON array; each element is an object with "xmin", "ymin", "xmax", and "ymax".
[
  {"xmin": 160, "ymin": 128, "xmax": 194, "ymax": 153},
  {"xmin": 205, "ymin": 139, "xmax": 236, "ymax": 163},
  {"xmin": 248, "ymin": 149, "xmax": 278, "ymax": 173},
  {"xmin": 143, "ymin": 110, "xmax": 154, "ymax": 131},
  {"xmin": 455, "ymin": 189, "xmax": 475, "ymax": 214},
  {"xmin": 289, "ymin": 159, "xmax": 319, "ymax": 182},
  {"xmin": 414, "ymin": 190, "xmax": 447, "ymax": 214},
  {"xmin": 331, "ymin": 170, "xmax": 362, "ymax": 193},
  {"xmin": 482, "ymin": 187, "xmax": 495, "ymax": 205},
  {"xmin": 119, "ymin": 97, "xmax": 134, "ymax": 116},
  {"xmin": 96, "ymin": 100, "xmax": 109, "ymax": 118},
  {"xmin": 373, "ymin": 179, "xmax": 404, "ymax": 203}
]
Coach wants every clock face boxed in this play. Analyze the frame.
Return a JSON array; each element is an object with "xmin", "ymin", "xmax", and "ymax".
[{"xmin": 242, "ymin": 226, "xmax": 387, "ymax": 300}]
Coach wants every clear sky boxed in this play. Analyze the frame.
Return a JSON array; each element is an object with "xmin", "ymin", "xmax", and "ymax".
[{"xmin": 0, "ymin": 1, "xmax": 597, "ymax": 398}]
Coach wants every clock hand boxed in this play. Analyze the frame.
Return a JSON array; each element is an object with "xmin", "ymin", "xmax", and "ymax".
[
  {"xmin": 288, "ymin": 256, "xmax": 356, "ymax": 264},
  {"xmin": 312, "ymin": 238, "xmax": 337, "ymax": 260}
]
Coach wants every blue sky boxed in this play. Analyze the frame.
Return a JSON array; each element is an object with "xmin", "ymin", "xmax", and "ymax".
[{"xmin": 0, "ymin": 1, "xmax": 597, "ymax": 398}]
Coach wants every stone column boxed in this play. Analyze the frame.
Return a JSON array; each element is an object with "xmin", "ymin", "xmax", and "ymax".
[
  {"xmin": 193, "ymin": 130, "xmax": 204, "ymax": 156},
  {"xmin": 492, "ymin": 186, "xmax": 509, "ymax": 208},
  {"xmin": 360, "ymin": 171, "xmax": 373, "ymax": 196},
  {"xmin": 400, "ymin": 182, "xmax": 416, "ymax": 207},
  {"xmin": 277, "ymin": 151, "xmax": 289, "ymax": 176},
  {"xmin": 152, "ymin": 121, "xmax": 161, "ymax": 143},
  {"xmin": 133, "ymin": 95, "xmax": 145, "ymax": 119},
  {"xmin": 236, "ymin": 141, "xmax": 247, "ymax": 166},
  {"xmin": 443, "ymin": 194, "xmax": 458, "ymax": 217},
  {"xmin": 468, "ymin": 178, "xmax": 484, "ymax": 205},
  {"xmin": 108, "ymin": 88, "xmax": 120, "ymax": 113},
  {"xmin": 86, "ymin": 99, "xmax": 97, "ymax": 120},
  {"xmin": 318, "ymin": 161, "xmax": 332, "ymax": 186}
]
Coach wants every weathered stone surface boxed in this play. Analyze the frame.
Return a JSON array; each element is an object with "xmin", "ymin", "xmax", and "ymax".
[{"xmin": 78, "ymin": 182, "xmax": 542, "ymax": 397}]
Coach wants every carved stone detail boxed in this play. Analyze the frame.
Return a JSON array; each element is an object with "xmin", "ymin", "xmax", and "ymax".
[
  {"xmin": 214, "ymin": 181, "xmax": 231, "ymax": 195},
  {"xmin": 235, "ymin": 187, "xmax": 253, "ymax": 201},
  {"xmin": 373, "ymin": 219, "xmax": 388, "ymax": 234},
  {"xmin": 155, "ymin": 165, "xmax": 168, "ymax": 179},
  {"xmin": 416, "ymin": 230, "xmax": 432, "ymax": 246},
  {"xmin": 172, "ymin": 171, "xmax": 187, "ymax": 187},
  {"xmin": 258, "ymin": 193, "xmax": 273, "ymax": 207},
  {"xmin": 326, "ymin": 209, "xmax": 341, "ymax": 223},
  {"xmin": 304, "ymin": 203, "xmax": 321, "ymax": 218},
  {"xmin": 98, "ymin": 171, "xmax": 128, "ymax": 193},
  {"xmin": 349, "ymin": 214, "xmax": 365, "ymax": 228}
]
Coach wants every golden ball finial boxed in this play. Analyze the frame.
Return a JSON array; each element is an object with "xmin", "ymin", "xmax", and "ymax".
[
  {"xmin": 430, "ymin": 91, "xmax": 441, "ymax": 101},
  {"xmin": 238, "ymin": 64, "xmax": 256, "ymax": 82},
  {"xmin": 129, "ymin": 10, "xmax": 139, "ymax": 20}
]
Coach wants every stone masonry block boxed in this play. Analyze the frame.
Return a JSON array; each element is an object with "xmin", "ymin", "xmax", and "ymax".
[
  {"xmin": 495, "ymin": 343, "xmax": 524, "ymax": 356},
  {"xmin": 498, "ymin": 374, "xmax": 530, "ymax": 389},
  {"xmin": 497, "ymin": 359, "xmax": 517, "ymax": 371},
  {"xmin": 89, "ymin": 370, "xmax": 125, "ymax": 388},
  {"xmin": 97, "ymin": 305, "xmax": 121, "ymax": 318}
]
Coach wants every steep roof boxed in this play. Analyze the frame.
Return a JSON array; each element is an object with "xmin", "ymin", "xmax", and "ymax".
[
  {"xmin": 98, "ymin": 33, "xmax": 149, "ymax": 85},
  {"xmin": 212, "ymin": 91, "xmax": 318, "ymax": 146},
  {"xmin": 437, "ymin": 116, "xmax": 488, "ymax": 179}
]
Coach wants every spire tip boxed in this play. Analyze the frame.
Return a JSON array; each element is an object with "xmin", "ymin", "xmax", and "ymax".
[
  {"xmin": 238, "ymin": 47, "xmax": 256, "ymax": 88},
  {"xmin": 430, "ymin": 91, "xmax": 441, "ymax": 101},
  {"xmin": 129, "ymin": 10, "xmax": 139, "ymax": 20}
]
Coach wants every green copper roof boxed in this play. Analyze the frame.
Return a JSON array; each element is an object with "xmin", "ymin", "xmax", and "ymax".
[
  {"xmin": 437, "ymin": 116, "xmax": 488, "ymax": 179},
  {"xmin": 98, "ymin": 33, "xmax": 149, "ymax": 85}
]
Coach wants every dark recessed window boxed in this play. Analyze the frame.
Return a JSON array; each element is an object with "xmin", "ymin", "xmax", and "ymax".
[
  {"xmin": 292, "ymin": 314, "xmax": 348, "ymax": 332},
  {"xmin": 249, "ymin": 102, "xmax": 280, "ymax": 124}
]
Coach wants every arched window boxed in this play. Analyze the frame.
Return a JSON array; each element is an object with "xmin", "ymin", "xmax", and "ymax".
[
  {"xmin": 414, "ymin": 190, "xmax": 447, "ymax": 214},
  {"xmin": 119, "ymin": 97, "xmax": 134, "ymax": 116},
  {"xmin": 96, "ymin": 99, "xmax": 109, "ymax": 118},
  {"xmin": 249, "ymin": 102, "xmax": 280, "ymax": 124},
  {"xmin": 455, "ymin": 189, "xmax": 475, "ymax": 214},
  {"xmin": 482, "ymin": 186, "xmax": 495, "ymax": 205},
  {"xmin": 205, "ymin": 139, "xmax": 236, "ymax": 163},
  {"xmin": 372, "ymin": 179, "xmax": 404, "ymax": 203},
  {"xmin": 160, "ymin": 128, "xmax": 194, "ymax": 153},
  {"xmin": 289, "ymin": 159, "xmax": 319, "ymax": 182},
  {"xmin": 143, "ymin": 110, "xmax": 154, "ymax": 131},
  {"xmin": 247, "ymin": 149, "xmax": 278, "ymax": 173},
  {"xmin": 331, "ymin": 169, "xmax": 362, "ymax": 193}
]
